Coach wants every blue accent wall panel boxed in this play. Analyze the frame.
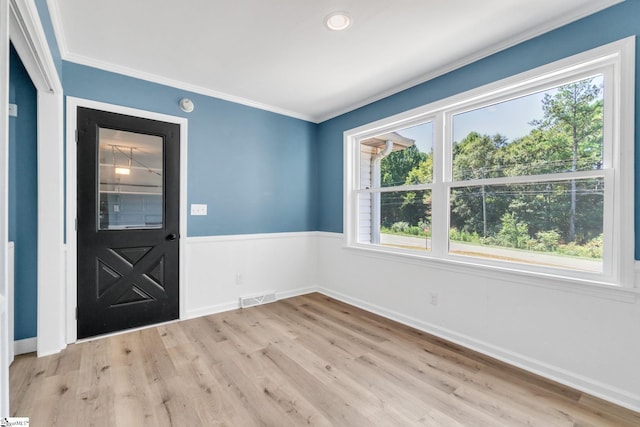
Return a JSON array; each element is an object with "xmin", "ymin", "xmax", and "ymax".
[
  {"xmin": 62, "ymin": 62, "xmax": 317, "ymax": 236},
  {"xmin": 9, "ymin": 45, "xmax": 38, "ymax": 340},
  {"xmin": 316, "ymin": 1, "xmax": 640, "ymax": 261}
]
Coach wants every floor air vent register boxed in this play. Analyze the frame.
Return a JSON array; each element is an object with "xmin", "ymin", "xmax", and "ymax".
[{"xmin": 239, "ymin": 292, "xmax": 277, "ymax": 308}]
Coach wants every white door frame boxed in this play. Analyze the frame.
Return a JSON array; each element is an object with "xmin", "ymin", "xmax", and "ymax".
[
  {"xmin": 66, "ymin": 97, "xmax": 188, "ymax": 343},
  {"xmin": 2, "ymin": 0, "xmax": 64, "ymax": 413},
  {"xmin": 0, "ymin": 0, "xmax": 11, "ymax": 415},
  {"xmin": 7, "ymin": 0, "xmax": 65, "ymax": 359}
]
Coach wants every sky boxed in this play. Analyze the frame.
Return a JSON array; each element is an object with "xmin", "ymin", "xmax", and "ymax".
[
  {"xmin": 452, "ymin": 91, "xmax": 546, "ymax": 143},
  {"xmin": 396, "ymin": 91, "xmax": 546, "ymax": 155},
  {"xmin": 394, "ymin": 74, "xmax": 604, "ymax": 154},
  {"xmin": 396, "ymin": 122, "xmax": 433, "ymax": 154}
]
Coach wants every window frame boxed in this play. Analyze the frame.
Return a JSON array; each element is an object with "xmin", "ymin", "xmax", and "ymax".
[{"xmin": 344, "ymin": 37, "xmax": 635, "ymax": 290}]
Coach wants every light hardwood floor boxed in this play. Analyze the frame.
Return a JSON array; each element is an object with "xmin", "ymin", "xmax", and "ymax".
[{"xmin": 10, "ymin": 293, "xmax": 640, "ymax": 426}]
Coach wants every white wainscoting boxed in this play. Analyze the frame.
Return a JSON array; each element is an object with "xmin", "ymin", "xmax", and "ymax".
[
  {"xmin": 315, "ymin": 232, "xmax": 640, "ymax": 412},
  {"xmin": 184, "ymin": 232, "xmax": 319, "ymax": 319}
]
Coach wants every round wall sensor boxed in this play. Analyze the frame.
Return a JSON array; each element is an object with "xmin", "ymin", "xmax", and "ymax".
[{"xmin": 179, "ymin": 98, "xmax": 194, "ymax": 113}]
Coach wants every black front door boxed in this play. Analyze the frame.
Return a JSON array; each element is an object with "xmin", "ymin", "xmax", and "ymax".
[{"xmin": 76, "ymin": 107, "xmax": 180, "ymax": 339}]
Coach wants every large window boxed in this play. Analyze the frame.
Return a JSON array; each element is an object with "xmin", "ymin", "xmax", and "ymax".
[{"xmin": 344, "ymin": 38, "xmax": 634, "ymax": 286}]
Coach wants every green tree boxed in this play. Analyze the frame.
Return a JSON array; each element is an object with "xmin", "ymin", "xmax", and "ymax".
[
  {"xmin": 379, "ymin": 145, "xmax": 427, "ymax": 226},
  {"xmin": 531, "ymin": 79, "xmax": 603, "ymax": 242},
  {"xmin": 380, "ymin": 145, "xmax": 426, "ymax": 187},
  {"xmin": 400, "ymin": 151, "xmax": 433, "ymax": 226},
  {"xmin": 405, "ymin": 152, "xmax": 433, "ymax": 184},
  {"xmin": 450, "ymin": 133, "xmax": 508, "ymax": 236},
  {"xmin": 493, "ymin": 132, "xmax": 571, "ymax": 240},
  {"xmin": 498, "ymin": 212, "xmax": 529, "ymax": 249},
  {"xmin": 452, "ymin": 132, "xmax": 507, "ymax": 180}
]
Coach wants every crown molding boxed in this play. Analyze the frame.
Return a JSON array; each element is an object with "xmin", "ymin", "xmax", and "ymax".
[
  {"xmin": 9, "ymin": 0, "xmax": 62, "ymax": 93},
  {"xmin": 45, "ymin": 0, "xmax": 67, "ymax": 58},
  {"xmin": 45, "ymin": 0, "xmax": 622, "ymax": 124},
  {"xmin": 63, "ymin": 51, "xmax": 316, "ymax": 122}
]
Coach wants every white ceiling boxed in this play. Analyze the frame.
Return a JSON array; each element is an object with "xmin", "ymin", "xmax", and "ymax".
[{"xmin": 49, "ymin": 0, "xmax": 621, "ymax": 123}]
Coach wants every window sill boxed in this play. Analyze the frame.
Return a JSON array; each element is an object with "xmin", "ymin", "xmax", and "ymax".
[{"xmin": 341, "ymin": 241, "xmax": 639, "ymax": 303}]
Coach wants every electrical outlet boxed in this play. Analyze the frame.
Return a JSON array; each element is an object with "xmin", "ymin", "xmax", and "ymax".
[
  {"xmin": 235, "ymin": 273, "xmax": 243, "ymax": 285},
  {"xmin": 190, "ymin": 204, "xmax": 207, "ymax": 215},
  {"xmin": 429, "ymin": 293, "xmax": 439, "ymax": 306}
]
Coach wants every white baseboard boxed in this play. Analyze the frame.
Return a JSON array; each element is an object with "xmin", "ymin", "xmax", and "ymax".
[
  {"xmin": 186, "ymin": 285, "xmax": 317, "ymax": 320},
  {"xmin": 276, "ymin": 286, "xmax": 317, "ymax": 301},
  {"xmin": 186, "ymin": 301, "xmax": 239, "ymax": 320},
  {"xmin": 316, "ymin": 287, "xmax": 640, "ymax": 413},
  {"xmin": 14, "ymin": 337, "xmax": 37, "ymax": 356}
]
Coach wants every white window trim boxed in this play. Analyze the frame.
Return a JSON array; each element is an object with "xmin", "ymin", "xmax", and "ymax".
[{"xmin": 344, "ymin": 37, "xmax": 636, "ymax": 295}]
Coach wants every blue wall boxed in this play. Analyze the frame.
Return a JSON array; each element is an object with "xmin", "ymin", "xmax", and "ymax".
[
  {"xmin": 62, "ymin": 62, "xmax": 318, "ymax": 236},
  {"xmin": 316, "ymin": 1, "xmax": 640, "ymax": 260},
  {"xmin": 9, "ymin": 45, "xmax": 38, "ymax": 340}
]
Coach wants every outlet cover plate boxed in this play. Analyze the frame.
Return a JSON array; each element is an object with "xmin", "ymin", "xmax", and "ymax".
[{"xmin": 190, "ymin": 204, "xmax": 207, "ymax": 215}]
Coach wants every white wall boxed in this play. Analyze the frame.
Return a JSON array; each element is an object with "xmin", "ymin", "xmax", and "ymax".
[
  {"xmin": 184, "ymin": 232, "xmax": 318, "ymax": 318},
  {"xmin": 316, "ymin": 232, "xmax": 640, "ymax": 412}
]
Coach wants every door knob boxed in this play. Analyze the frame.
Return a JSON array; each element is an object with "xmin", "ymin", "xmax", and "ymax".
[{"xmin": 166, "ymin": 233, "xmax": 178, "ymax": 241}]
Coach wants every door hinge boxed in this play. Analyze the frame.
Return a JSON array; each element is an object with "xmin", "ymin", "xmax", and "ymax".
[
  {"xmin": 75, "ymin": 307, "xmax": 78, "ymax": 319},
  {"xmin": 75, "ymin": 129, "xmax": 78, "ymax": 143},
  {"xmin": 75, "ymin": 218, "xmax": 77, "ymax": 231}
]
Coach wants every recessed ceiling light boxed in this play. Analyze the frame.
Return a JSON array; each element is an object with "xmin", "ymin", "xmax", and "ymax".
[{"xmin": 325, "ymin": 12, "xmax": 352, "ymax": 31}]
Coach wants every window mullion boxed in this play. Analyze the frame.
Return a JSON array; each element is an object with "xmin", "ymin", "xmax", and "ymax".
[{"xmin": 431, "ymin": 111, "xmax": 448, "ymax": 257}]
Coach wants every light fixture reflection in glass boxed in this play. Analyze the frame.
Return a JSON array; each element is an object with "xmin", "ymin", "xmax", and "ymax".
[
  {"xmin": 115, "ymin": 167, "xmax": 131, "ymax": 175},
  {"xmin": 112, "ymin": 145, "xmax": 133, "ymax": 176},
  {"xmin": 325, "ymin": 12, "xmax": 351, "ymax": 31}
]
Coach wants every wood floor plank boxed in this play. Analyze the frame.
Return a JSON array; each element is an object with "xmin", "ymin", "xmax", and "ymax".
[
  {"xmin": 9, "ymin": 355, "xmax": 45, "ymax": 416},
  {"xmin": 268, "ymin": 336, "xmax": 340, "ymax": 385},
  {"xmin": 236, "ymin": 348, "xmax": 334, "ymax": 426},
  {"xmin": 10, "ymin": 293, "xmax": 639, "ymax": 426},
  {"xmin": 211, "ymin": 356, "xmax": 303, "ymax": 427},
  {"xmin": 341, "ymin": 352, "xmax": 443, "ymax": 422},
  {"xmin": 76, "ymin": 339, "xmax": 113, "ymax": 396},
  {"xmin": 22, "ymin": 370, "xmax": 80, "ymax": 426},
  {"xmin": 578, "ymin": 394, "xmax": 640, "ymax": 426},
  {"xmin": 349, "ymin": 351, "xmax": 511, "ymax": 427},
  {"xmin": 177, "ymin": 355, "xmax": 248, "ymax": 426},
  {"xmin": 452, "ymin": 384, "xmax": 573, "ymax": 427},
  {"xmin": 255, "ymin": 343, "xmax": 378, "ymax": 426},
  {"xmin": 111, "ymin": 362, "xmax": 157, "ymax": 426}
]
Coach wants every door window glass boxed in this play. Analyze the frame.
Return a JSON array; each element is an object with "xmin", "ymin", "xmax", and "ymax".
[{"xmin": 98, "ymin": 128, "xmax": 163, "ymax": 230}]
